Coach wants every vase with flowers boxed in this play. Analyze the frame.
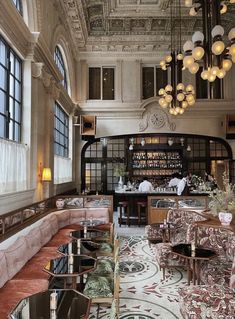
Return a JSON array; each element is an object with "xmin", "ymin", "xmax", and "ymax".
[
  {"xmin": 208, "ymin": 173, "xmax": 235, "ymax": 226},
  {"xmin": 113, "ymin": 163, "xmax": 128, "ymax": 190}
]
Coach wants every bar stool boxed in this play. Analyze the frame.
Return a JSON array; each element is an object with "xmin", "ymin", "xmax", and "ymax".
[
  {"xmin": 137, "ymin": 201, "xmax": 147, "ymax": 226},
  {"xmin": 118, "ymin": 201, "xmax": 130, "ymax": 227}
]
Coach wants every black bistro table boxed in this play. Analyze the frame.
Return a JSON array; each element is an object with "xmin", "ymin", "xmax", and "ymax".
[
  {"xmin": 58, "ymin": 239, "xmax": 101, "ymax": 257},
  {"xmin": 44, "ymin": 255, "xmax": 96, "ymax": 289},
  {"xmin": 9, "ymin": 289, "xmax": 91, "ymax": 319},
  {"xmin": 172, "ymin": 243, "xmax": 216, "ymax": 285}
]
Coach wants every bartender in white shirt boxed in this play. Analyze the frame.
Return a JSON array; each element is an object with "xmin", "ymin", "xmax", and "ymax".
[
  {"xmin": 177, "ymin": 172, "xmax": 189, "ymax": 196},
  {"xmin": 138, "ymin": 177, "xmax": 154, "ymax": 192},
  {"xmin": 168, "ymin": 173, "xmax": 181, "ymax": 188}
]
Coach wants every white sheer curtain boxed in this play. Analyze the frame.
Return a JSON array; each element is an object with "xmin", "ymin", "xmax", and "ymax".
[
  {"xmin": 54, "ymin": 155, "xmax": 72, "ymax": 184},
  {"xmin": 0, "ymin": 139, "xmax": 28, "ymax": 194}
]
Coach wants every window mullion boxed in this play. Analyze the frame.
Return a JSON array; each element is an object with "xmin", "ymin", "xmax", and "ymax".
[
  {"xmin": 6, "ymin": 49, "xmax": 11, "ymax": 139},
  {"xmin": 101, "ymin": 67, "xmax": 103, "ymax": 100}
]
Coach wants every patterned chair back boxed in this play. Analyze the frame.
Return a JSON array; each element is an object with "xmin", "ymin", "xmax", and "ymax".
[
  {"xmin": 167, "ymin": 209, "xmax": 207, "ymax": 244},
  {"xmin": 187, "ymin": 223, "xmax": 235, "ymax": 262},
  {"xmin": 230, "ymin": 254, "xmax": 235, "ymax": 290}
]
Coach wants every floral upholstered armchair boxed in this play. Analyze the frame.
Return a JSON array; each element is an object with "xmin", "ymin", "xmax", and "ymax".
[
  {"xmin": 154, "ymin": 209, "xmax": 207, "ymax": 279},
  {"xmin": 179, "ymin": 255, "xmax": 235, "ymax": 319},
  {"xmin": 187, "ymin": 223, "xmax": 235, "ymax": 286}
]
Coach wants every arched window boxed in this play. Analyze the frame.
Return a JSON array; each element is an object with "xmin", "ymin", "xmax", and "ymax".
[
  {"xmin": 54, "ymin": 46, "xmax": 68, "ymax": 91},
  {"xmin": 12, "ymin": 0, "xmax": 23, "ymax": 15}
]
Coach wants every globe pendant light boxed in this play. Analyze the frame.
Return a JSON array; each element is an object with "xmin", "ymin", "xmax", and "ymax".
[
  {"xmin": 159, "ymin": 0, "xmax": 195, "ymax": 116},
  {"xmin": 183, "ymin": 0, "xmax": 235, "ymax": 98}
]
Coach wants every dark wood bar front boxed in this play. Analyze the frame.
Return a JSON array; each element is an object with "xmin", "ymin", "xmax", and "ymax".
[{"xmin": 115, "ymin": 191, "xmax": 209, "ymax": 225}]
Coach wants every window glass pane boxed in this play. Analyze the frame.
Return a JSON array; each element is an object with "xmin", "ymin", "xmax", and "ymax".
[
  {"xmin": 9, "ymin": 120, "xmax": 14, "ymax": 140},
  {"xmin": 9, "ymin": 98, "xmax": 14, "ymax": 118},
  {"xmin": 142, "ymin": 67, "xmax": 154, "ymax": 99},
  {"xmin": 54, "ymin": 102, "xmax": 69, "ymax": 158},
  {"xmin": 15, "ymin": 123, "xmax": 20, "ymax": 142},
  {"xmin": 103, "ymin": 68, "xmax": 114, "ymax": 100},
  {"xmin": 54, "ymin": 46, "xmax": 67, "ymax": 90},
  {"xmin": 0, "ymin": 40, "xmax": 7, "ymax": 66},
  {"xmin": 89, "ymin": 68, "xmax": 101, "ymax": 99},
  {"xmin": 0, "ymin": 115, "xmax": 5, "ymax": 137},
  {"xmin": 156, "ymin": 67, "xmax": 167, "ymax": 94},
  {"xmin": 9, "ymin": 75, "xmax": 14, "ymax": 96},
  {"xmin": 15, "ymin": 81, "xmax": 21, "ymax": 101},
  {"xmin": 15, "ymin": 59, "xmax": 21, "ymax": 80},
  {"xmin": 0, "ymin": 90, "xmax": 6, "ymax": 113},
  {"xmin": 0, "ymin": 66, "xmax": 7, "ymax": 90},
  {"xmin": 10, "ymin": 53, "xmax": 14, "ymax": 74}
]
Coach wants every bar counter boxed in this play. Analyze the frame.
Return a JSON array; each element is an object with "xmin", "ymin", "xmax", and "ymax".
[{"xmin": 115, "ymin": 190, "xmax": 209, "ymax": 225}]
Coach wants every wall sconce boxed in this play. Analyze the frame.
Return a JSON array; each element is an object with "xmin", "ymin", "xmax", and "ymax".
[
  {"xmin": 39, "ymin": 163, "xmax": 52, "ymax": 182},
  {"xmin": 180, "ymin": 137, "xmax": 185, "ymax": 146},
  {"xmin": 187, "ymin": 145, "xmax": 191, "ymax": 152}
]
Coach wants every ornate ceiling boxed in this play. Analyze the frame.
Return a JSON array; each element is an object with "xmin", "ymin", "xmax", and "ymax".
[{"xmin": 57, "ymin": 0, "xmax": 235, "ymax": 54}]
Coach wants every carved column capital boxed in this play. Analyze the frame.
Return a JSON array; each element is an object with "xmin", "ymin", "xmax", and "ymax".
[
  {"xmin": 41, "ymin": 69, "xmax": 52, "ymax": 89},
  {"xmin": 26, "ymin": 32, "xmax": 40, "ymax": 60},
  {"xmin": 32, "ymin": 62, "xmax": 44, "ymax": 78}
]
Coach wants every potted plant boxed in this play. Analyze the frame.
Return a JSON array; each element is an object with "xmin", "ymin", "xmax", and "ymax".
[
  {"xmin": 208, "ymin": 173, "xmax": 235, "ymax": 225},
  {"xmin": 113, "ymin": 164, "xmax": 128, "ymax": 189}
]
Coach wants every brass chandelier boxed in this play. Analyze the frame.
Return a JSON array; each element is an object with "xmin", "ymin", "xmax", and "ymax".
[
  {"xmin": 159, "ymin": 0, "xmax": 195, "ymax": 116},
  {"xmin": 183, "ymin": 0, "xmax": 235, "ymax": 87}
]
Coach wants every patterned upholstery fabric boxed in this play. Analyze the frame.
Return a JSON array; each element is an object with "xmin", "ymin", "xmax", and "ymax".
[
  {"xmin": 179, "ymin": 284, "xmax": 235, "ymax": 319},
  {"xmin": 155, "ymin": 210, "xmax": 207, "ymax": 271},
  {"xmin": 230, "ymin": 255, "xmax": 235, "ymax": 290},
  {"xmin": 83, "ymin": 275, "xmax": 113, "ymax": 298},
  {"xmin": 179, "ymin": 242, "xmax": 235, "ymax": 318},
  {"xmin": 187, "ymin": 223, "xmax": 235, "ymax": 286}
]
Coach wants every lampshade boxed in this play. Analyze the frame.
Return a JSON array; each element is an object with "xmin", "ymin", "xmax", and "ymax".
[
  {"xmin": 222, "ymin": 59, "xmax": 232, "ymax": 71},
  {"xmin": 192, "ymin": 46, "xmax": 205, "ymax": 60},
  {"xmin": 211, "ymin": 25, "xmax": 224, "ymax": 38},
  {"xmin": 183, "ymin": 40, "xmax": 194, "ymax": 52},
  {"xmin": 212, "ymin": 41, "xmax": 225, "ymax": 55},
  {"xmin": 192, "ymin": 31, "xmax": 204, "ymax": 43},
  {"xmin": 42, "ymin": 168, "xmax": 52, "ymax": 182},
  {"xmin": 229, "ymin": 44, "xmax": 235, "ymax": 56}
]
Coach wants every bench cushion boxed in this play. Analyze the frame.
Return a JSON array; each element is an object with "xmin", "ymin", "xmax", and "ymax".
[
  {"xmin": 39, "ymin": 220, "xmax": 53, "ymax": 246},
  {"xmin": 25, "ymin": 227, "xmax": 42, "ymax": 260},
  {"xmin": 0, "ymin": 251, "xmax": 8, "ymax": 288},
  {"xmin": 4, "ymin": 237, "xmax": 29, "ymax": 280},
  {"xmin": 70, "ymin": 209, "xmax": 86, "ymax": 224}
]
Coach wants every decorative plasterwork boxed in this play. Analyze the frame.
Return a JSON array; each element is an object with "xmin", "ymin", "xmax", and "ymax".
[
  {"xmin": 34, "ymin": 35, "xmax": 63, "ymax": 83},
  {"xmin": 139, "ymin": 102, "xmax": 176, "ymax": 132},
  {"xmin": 57, "ymin": 0, "xmax": 235, "ymax": 53},
  {"xmin": 32, "ymin": 62, "xmax": 75, "ymax": 113}
]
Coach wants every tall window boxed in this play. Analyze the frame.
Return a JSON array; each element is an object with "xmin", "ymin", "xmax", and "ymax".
[
  {"xmin": 89, "ymin": 67, "xmax": 115, "ymax": 100},
  {"xmin": 142, "ymin": 66, "xmax": 167, "ymax": 99},
  {"xmin": 54, "ymin": 102, "xmax": 69, "ymax": 157},
  {"xmin": 54, "ymin": 46, "xmax": 68, "ymax": 91},
  {"xmin": 12, "ymin": 0, "xmax": 23, "ymax": 15},
  {"xmin": 0, "ymin": 36, "xmax": 22, "ymax": 142}
]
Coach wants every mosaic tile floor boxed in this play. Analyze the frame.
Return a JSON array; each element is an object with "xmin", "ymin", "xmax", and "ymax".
[{"xmin": 89, "ymin": 235, "xmax": 187, "ymax": 319}]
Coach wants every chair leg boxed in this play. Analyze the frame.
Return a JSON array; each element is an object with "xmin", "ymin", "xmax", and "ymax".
[
  {"xmin": 127, "ymin": 206, "xmax": 130, "ymax": 227},
  {"xmin": 163, "ymin": 267, "xmax": 166, "ymax": 280},
  {"xmin": 96, "ymin": 304, "xmax": 100, "ymax": 319},
  {"xmin": 138, "ymin": 205, "xmax": 141, "ymax": 227},
  {"xmin": 119, "ymin": 207, "xmax": 122, "ymax": 227}
]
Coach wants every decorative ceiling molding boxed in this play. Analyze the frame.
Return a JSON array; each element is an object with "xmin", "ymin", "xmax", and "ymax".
[{"xmin": 57, "ymin": 0, "xmax": 235, "ymax": 53}]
